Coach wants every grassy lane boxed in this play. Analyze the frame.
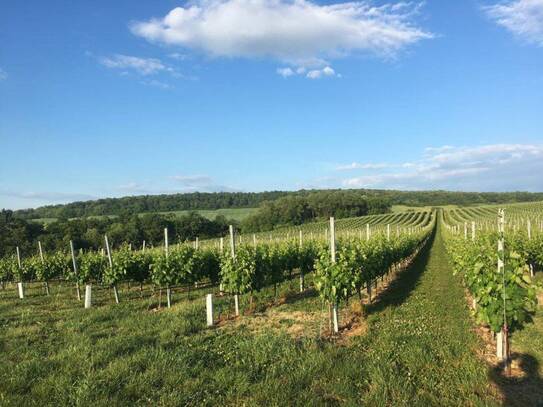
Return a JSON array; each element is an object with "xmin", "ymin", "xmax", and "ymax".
[{"xmin": 0, "ymin": 224, "xmax": 500, "ymax": 406}]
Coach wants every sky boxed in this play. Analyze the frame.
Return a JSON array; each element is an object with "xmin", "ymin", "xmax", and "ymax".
[{"xmin": 0, "ymin": 0, "xmax": 542, "ymax": 210}]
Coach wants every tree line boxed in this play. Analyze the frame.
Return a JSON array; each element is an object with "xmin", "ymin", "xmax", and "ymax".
[
  {"xmin": 11, "ymin": 189, "xmax": 543, "ymax": 221},
  {"xmin": 240, "ymin": 191, "xmax": 390, "ymax": 232},
  {"xmin": 0, "ymin": 210, "xmax": 233, "ymax": 258}
]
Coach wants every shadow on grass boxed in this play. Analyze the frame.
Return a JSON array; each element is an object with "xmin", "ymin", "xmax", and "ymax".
[
  {"xmin": 365, "ymin": 226, "xmax": 435, "ymax": 317},
  {"xmin": 489, "ymin": 353, "xmax": 543, "ymax": 407}
]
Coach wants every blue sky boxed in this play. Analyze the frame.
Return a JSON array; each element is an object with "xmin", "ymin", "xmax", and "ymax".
[{"xmin": 1, "ymin": 0, "xmax": 542, "ymax": 209}]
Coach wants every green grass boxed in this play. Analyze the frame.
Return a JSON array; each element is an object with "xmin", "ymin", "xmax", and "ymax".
[{"xmin": 4, "ymin": 223, "xmax": 539, "ymax": 405}]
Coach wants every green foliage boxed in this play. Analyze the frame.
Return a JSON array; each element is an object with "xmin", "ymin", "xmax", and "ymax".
[
  {"xmin": 79, "ymin": 251, "xmax": 107, "ymax": 284},
  {"xmin": 445, "ymin": 232, "xmax": 538, "ymax": 333}
]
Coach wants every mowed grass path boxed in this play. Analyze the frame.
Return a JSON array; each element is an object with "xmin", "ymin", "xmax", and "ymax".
[{"xmin": 0, "ymin": 225, "xmax": 500, "ymax": 405}]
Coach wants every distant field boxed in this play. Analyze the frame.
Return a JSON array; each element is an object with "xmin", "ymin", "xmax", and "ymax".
[{"xmin": 31, "ymin": 207, "xmax": 258, "ymax": 224}]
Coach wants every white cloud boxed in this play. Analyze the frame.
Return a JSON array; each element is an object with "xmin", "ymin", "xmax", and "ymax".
[
  {"xmin": 277, "ymin": 64, "xmax": 338, "ymax": 79},
  {"xmin": 485, "ymin": 0, "xmax": 543, "ymax": 46},
  {"xmin": 277, "ymin": 67, "xmax": 295, "ymax": 77},
  {"xmin": 0, "ymin": 68, "xmax": 7, "ymax": 81},
  {"xmin": 99, "ymin": 54, "xmax": 172, "ymax": 75},
  {"xmin": 131, "ymin": 0, "xmax": 432, "ymax": 69},
  {"xmin": 338, "ymin": 144, "xmax": 543, "ymax": 191},
  {"xmin": 336, "ymin": 162, "xmax": 390, "ymax": 170},
  {"xmin": 307, "ymin": 66, "xmax": 338, "ymax": 79}
]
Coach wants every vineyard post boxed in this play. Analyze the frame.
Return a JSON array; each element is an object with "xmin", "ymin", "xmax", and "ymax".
[
  {"xmin": 104, "ymin": 235, "xmax": 119, "ymax": 304},
  {"xmin": 164, "ymin": 228, "xmax": 171, "ymax": 308},
  {"xmin": 464, "ymin": 222, "xmax": 467, "ymax": 240},
  {"xmin": 299, "ymin": 230, "xmax": 304, "ymax": 292},
  {"xmin": 70, "ymin": 241, "xmax": 81, "ymax": 301},
  {"xmin": 16, "ymin": 246, "xmax": 24, "ymax": 299},
  {"xmin": 85, "ymin": 284, "xmax": 92, "ymax": 309},
  {"xmin": 387, "ymin": 224, "xmax": 390, "ymax": 241},
  {"xmin": 206, "ymin": 293, "xmax": 214, "ymax": 327},
  {"xmin": 219, "ymin": 237, "xmax": 225, "ymax": 293},
  {"xmin": 527, "ymin": 220, "xmax": 531, "ymax": 240},
  {"xmin": 366, "ymin": 224, "xmax": 370, "ymax": 240},
  {"xmin": 253, "ymin": 234, "xmax": 257, "ymax": 248},
  {"xmin": 330, "ymin": 217, "xmax": 339, "ymax": 334},
  {"xmin": 229, "ymin": 225, "xmax": 239, "ymax": 316},
  {"xmin": 471, "ymin": 222, "xmax": 476, "ymax": 242},
  {"xmin": 38, "ymin": 241, "xmax": 49, "ymax": 295},
  {"xmin": 142, "ymin": 240, "xmax": 146, "ymax": 252},
  {"xmin": 496, "ymin": 209, "xmax": 510, "ymax": 373},
  {"xmin": 196, "ymin": 237, "xmax": 199, "ymax": 250}
]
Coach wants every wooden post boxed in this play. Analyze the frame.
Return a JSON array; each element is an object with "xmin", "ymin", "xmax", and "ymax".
[
  {"xmin": 386, "ymin": 224, "xmax": 390, "ymax": 241},
  {"xmin": 164, "ymin": 228, "xmax": 171, "ymax": 308},
  {"xmin": 229, "ymin": 225, "xmax": 236, "ymax": 259},
  {"xmin": 527, "ymin": 220, "xmax": 531, "ymax": 240},
  {"xmin": 70, "ymin": 240, "xmax": 81, "ymax": 301},
  {"xmin": 234, "ymin": 293, "xmax": 240, "ymax": 317},
  {"xmin": 330, "ymin": 217, "xmax": 338, "ymax": 333},
  {"xmin": 84, "ymin": 284, "xmax": 92, "ymax": 308},
  {"xmin": 195, "ymin": 237, "xmax": 199, "ymax": 250},
  {"xmin": 229, "ymin": 225, "xmax": 239, "ymax": 316},
  {"xmin": 38, "ymin": 241, "xmax": 49, "ymax": 295},
  {"xmin": 206, "ymin": 294, "xmax": 214, "ymax": 326},
  {"xmin": 142, "ymin": 240, "xmax": 146, "ymax": 252},
  {"xmin": 104, "ymin": 235, "xmax": 119, "ymax": 304},
  {"xmin": 471, "ymin": 221, "xmax": 476, "ymax": 242},
  {"xmin": 497, "ymin": 209, "xmax": 509, "ymax": 372},
  {"xmin": 366, "ymin": 224, "xmax": 370, "ymax": 240},
  {"xmin": 299, "ymin": 230, "xmax": 304, "ymax": 293},
  {"xmin": 253, "ymin": 234, "xmax": 257, "ymax": 248},
  {"xmin": 15, "ymin": 247, "xmax": 24, "ymax": 299},
  {"xmin": 219, "ymin": 237, "xmax": 224, "ymax": 253},
  {"xmin": 464, "ymin": 222, "xmax": 467, "ymax": 240}
]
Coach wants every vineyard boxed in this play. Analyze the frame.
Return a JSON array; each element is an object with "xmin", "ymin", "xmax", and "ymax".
[{"xmin": 1, "ymin": 205, "xmax": 542, "ymax": 405}]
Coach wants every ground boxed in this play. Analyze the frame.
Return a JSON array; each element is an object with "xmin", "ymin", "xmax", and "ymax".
[{"xmin": 1, "ymin": 223, "xmax": 541, "ymax": 405}]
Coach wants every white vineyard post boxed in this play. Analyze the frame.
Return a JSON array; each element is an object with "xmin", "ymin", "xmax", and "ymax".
[
  {"xmin": 253, "ymin": 234, "xmax": 257, "ymax": 248},
  {"xmin": 206, "ymin": 293, "xmax": 214, "ymax": 327},
  {"xmin": 527, "ymin": 220, "xmax": 531, "ymax": 240},
  {"xmin": 164, "ymin": 228, "xmax": 171, "ymax": 308},
  {"xmin": 219, "ymin": 237, "xmax": 224, "ymax": 293},
  {"xmin": 366, "ymin": 224, "xmax": 370, "ymax": 241},
  {"xmin": 104, "ymin": 235, "xmax": 119, "ymax": 304},
  {"xmin": 230, "ymin": 225, "xmax": 239, "ymax": 317},
  {"xmin": 16, "ymin": 246, "xmax": 24, "ymax": 299},
  {"xmin": 195, "ymin": 237, "xmax": 199, "ymax": 250},
  {"xmin": 84, "ymin": 284, "xmax": 92, "ymax": 309},
  {"xmin": 471, "ymin": 222, "xmax": 476, "ymax": 242},
  {"xmin": 142, "ymin": 240, "xmax": 146, "ymax": 252},
  {"xmin": 299, "ymin": 230, "xmax": 304, "ymax": 292},
  {"xmin": 38, "ymin": 241, "xmax": 49, "ymax": 295},
  {"xmin": 464, "ymin": 222, "xmax": 467, "ymax": 240},
  {"xmin": 497, "ymin": 209, "xmax": 510, "ymax": 372},
  {"xmin": 70, "ymin": 240, "xmax": 81, "ymax": 301},
  {"xmin": 330, "ymin": 217, "xmax": 339, "ymax": 334},
  {"xmin": 387, "ymin": 224, "xmax": 390, "ymax": 241}
]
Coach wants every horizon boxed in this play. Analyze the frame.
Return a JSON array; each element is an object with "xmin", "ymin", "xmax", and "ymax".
[
  {"xmin": 1, "ymin": 1, "xmax": 543, "ymax": 210},
  {"xmin": 7, "ymin": 187, "xmax": 543, "ymax": 213}
]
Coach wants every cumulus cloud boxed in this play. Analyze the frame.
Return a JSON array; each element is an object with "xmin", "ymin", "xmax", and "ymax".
[
  {"xmin": 337, "ymin": 144, "xmax": 543, "ymax": 191},
  {"xmin": 485, "ymin": 0, "xmax": 543, "ymax": 46},
  {"xmin": 99, "ymin": 54, "xmax": 173, "ymax": 75},
  {"xmin": 336, "ymin": 162, "xmax": 391, "ymax": 170},
  {"xmin": 277, "ymin": 64, "xmax": 339, "ymax": 79},
  {"xmin": 131, "ymin": 0, "xmax": 432, "ymax": 70}
]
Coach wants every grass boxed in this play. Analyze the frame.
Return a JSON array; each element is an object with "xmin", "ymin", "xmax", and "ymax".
[{"xmin": 3, "ymin": 223, "xmax": 539, "ymax": 405}]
